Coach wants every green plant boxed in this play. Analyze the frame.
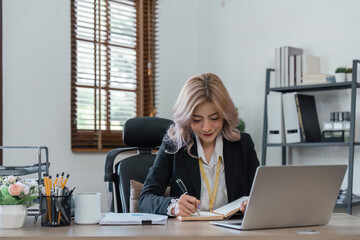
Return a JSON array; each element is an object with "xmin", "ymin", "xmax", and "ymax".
[
  {"xmin": 237, "ymin": 118, "xmax": 246, "ymax": 132},
  {"xmin": 335, "ymin": 66, "xmax": 347, "ymax": 73},
  {"xmin": 346, "ymin": 68, "xmax": 352, "ymax": 73},
  {"xmin": 235, "ymin": 107, "xmax": 246, "ymax": 132},
  {"xmin": 0, "ymin": 176, "xmax": 39, "ymax": 207}
]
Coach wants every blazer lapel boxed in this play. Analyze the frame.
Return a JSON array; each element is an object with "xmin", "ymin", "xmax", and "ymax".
[
  {"xmin": 223, "ymin": 139, "xmax": 237, "ymax": 202},
  {"xmin": 184, "ymin": 141, "xmax": 201, "ymax": 199}
]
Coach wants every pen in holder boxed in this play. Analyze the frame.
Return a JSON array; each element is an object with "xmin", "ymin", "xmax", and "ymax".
[{"xmin": 40, "ymin": 194, "xmax": 72, "ymax": 227}]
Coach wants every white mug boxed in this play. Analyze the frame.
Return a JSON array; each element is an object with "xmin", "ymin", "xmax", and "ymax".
[{"xmin": 74, "ymin": 192, "xmax": 101, "ymax": 224}]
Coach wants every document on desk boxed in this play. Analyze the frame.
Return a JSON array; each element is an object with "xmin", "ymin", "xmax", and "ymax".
[{"xmin": 99, "ymin": 212, "xmax": 168, "ymax": 225}]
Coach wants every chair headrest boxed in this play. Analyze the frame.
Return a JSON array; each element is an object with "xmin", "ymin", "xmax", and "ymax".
[{"xmin": 123, "ymin": 117, "xmax": 174, "ymax": 148}]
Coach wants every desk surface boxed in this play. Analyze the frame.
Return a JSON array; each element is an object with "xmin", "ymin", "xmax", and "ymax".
[{"xmin": 0, "ymin": 213, "xmax": 359, "ymax": 240}]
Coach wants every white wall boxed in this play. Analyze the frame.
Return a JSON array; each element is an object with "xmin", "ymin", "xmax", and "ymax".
[
  {"xmin": 3, "ymin": 0, "xmax": 109, "ymax": 210},
  {"xmin": 3, "ymin": 0, "xmax": 360, "ymax": 214},
  {"xmin": 157, "ymin": 0, "xmax": 201, "ymax": 117},
  {"xmin": 157, "ymin": 0, "xmax": 360, "ymax": 215}
]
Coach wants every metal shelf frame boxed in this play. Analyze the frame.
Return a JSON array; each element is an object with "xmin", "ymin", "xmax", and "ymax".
[
  {"xmin": 0, "ymin": 146, "xmax": 50, "ymax": 181},
  {"xmin": 0, "ymin": 146, "xmax": 50, "ymax": 217},
  {"xmin": 261, "ymin": 60, "xmax": 360, "ymax": 214}
]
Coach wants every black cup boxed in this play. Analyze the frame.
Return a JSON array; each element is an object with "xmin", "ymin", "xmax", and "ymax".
[{"xmin": 40, "ymin": 195, "xmax": 72, "ymax": 227}]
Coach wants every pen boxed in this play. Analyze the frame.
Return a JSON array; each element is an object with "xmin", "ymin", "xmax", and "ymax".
[
  {"xmin": 67, "ymin": 186, "xmax": 76, "ymax": 196},
  {"xmin": 176, "ymin": 179, "xmax": 200, "ymax": 216}
]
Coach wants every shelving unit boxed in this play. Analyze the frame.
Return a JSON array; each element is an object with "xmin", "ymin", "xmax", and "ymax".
[
  {"xmin": 0, "ymin": 146, "xmax": 49, "ymax": 179},
  {"xmin": 261, "ymin": 59, "xmax": 360, "ymax": 214},
  {"xmin": 0, "ymin": 146, "xmax": 50, "ymax": 217}
]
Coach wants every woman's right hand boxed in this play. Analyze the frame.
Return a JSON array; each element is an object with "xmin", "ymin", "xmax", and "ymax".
[
  {"xmin": 239, "ymin": 198, "xmax": 249, "ymax": 214},
  {"xmin": 172, "ymin": 194, "xmax": 200, "ymax": 217}
]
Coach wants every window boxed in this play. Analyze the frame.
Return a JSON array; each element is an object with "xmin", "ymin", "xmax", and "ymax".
[{"xmin": 71, "ymin": 0, "xmax": 158, "ymax": 152}]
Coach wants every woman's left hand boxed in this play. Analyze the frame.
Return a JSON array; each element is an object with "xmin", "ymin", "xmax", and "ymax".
[{"xmin": 239, "ymin": 197, "xmax": 249, "ymax": 213}]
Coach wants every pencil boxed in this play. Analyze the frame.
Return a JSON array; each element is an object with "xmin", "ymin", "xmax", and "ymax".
[
  {"xmin": 43, "ymin": 174, "xmax": 51, "ymax": 224},
  {"xmin": 58, "ymin": 172, "xmax": 64, "ymax": 188},
  {"xmin": 49, "ymin": 176, "xmax": 52, "ymax": 193},
  {"xmin": 43, "ymin": 174, "xmax": 50, "ymax": 196},
  {"xmin": 61, "ymin": 174, "xmax": 70, "ymax": 189},
  {"xmin": 54, "ymin": 173, "xmax": 59, "ymax": 189}
]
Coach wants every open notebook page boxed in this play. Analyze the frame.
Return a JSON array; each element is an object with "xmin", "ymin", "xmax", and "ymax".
[{"xmin": 212, "ymin": 196, "xmax": 248, "ymax": 217}]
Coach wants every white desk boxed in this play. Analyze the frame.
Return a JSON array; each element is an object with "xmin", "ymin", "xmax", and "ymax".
[{"xmin": 0, "ymin": 213, "xmax": 359, "ymax": 240}]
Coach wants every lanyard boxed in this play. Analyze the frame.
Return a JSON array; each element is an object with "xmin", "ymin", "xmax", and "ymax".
[{"xmin": 198, "ymin": 156, "xmax": 222, "ymax": 211}]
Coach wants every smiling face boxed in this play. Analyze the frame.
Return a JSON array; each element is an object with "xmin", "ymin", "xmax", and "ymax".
[{"xmin": 190, "ymin": 102, "xmax": 224, "ymax": 148}]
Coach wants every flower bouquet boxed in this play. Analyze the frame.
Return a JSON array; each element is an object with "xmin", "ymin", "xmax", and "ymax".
[{"xmin": 0, "ymin": 175, "xmax": 39, "ymax": 207}]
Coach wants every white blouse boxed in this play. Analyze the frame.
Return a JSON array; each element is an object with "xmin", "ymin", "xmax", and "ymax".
[{"xmin": 195, "ymin": 134, "xmax": 228, "ymax": 211}]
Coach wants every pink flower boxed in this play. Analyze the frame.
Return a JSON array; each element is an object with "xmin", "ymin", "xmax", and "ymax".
[
  {"xmin": 7, "ymin": 175, "xmax": 16, "ymax": 184},
  {"xmin": 8, "ymin": 183, "xmax": 24, "ymax": 196},
  {"xmin": 23, "ymin": 186, "xmax": 30, "ymax": 195},
  {"xmin": 30, "ymin": 180, "xmax": 38, "ymax": 187}
]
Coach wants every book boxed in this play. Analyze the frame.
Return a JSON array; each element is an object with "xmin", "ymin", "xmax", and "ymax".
[
  {"xmin": 281, "ymin": 47, "xmax": 285, "ymax": 87},
  {"xmin": 289, "ymin": 55, "xmax": 303, "ymax": 86},
  {"xmin": 99, "ymin": 212, "xmax": 168, "ymax": 225},
  {"xmin": 289, "ymin": 56, "xmax": 295, "ymax": 86},
  {"xmin": 275, "ymin": 48, "xmax": 281, "ymax": 87},
  {"xmin": 282, "ymin": 92, "xmax": 301, "ymax": 143},
  {"xmin": 300, "ymin": 74, "xmax": 335, "ymax": 85},
  {"xmin": 177, "ymin": 196, "xmax": 247, "ymax": 221},
  {"xmin": 294, "ymin": 94, "xmax": 322, "ymax": 142},
  {"xmin": 284, "ymin": 46, "xmax": 303, "ymax": 86},
  {"xmin": 295, "ymin": 55, "xmax": 302, "ymax": 85},
  {"xmin": 302, "ymin": 55, "xmax": 320, "ymax": 75}
]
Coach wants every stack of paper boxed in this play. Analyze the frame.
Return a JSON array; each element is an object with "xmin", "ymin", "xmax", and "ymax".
[
  {"xmin": 100, "ymin": 212, "xmax": 168, "ymax": 225},
  {"xmin": 300, "ymin": 74, "xmax": 335, "ymax": 85}
]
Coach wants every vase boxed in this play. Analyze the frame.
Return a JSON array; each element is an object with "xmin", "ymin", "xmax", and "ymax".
[
  {"xmin": 0, "ymin": 205, "xmax": 28, "ymax": 229},
  {"xmin": 346, "ymin": 73, "xmax": 353, "ymax": 82},
  {"xmin": 335, "ymin": 73, "xmax": 346, "ymax": 83}
]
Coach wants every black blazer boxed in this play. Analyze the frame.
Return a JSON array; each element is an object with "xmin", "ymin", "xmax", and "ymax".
[{"xmin": 138, "ymin": 133, "xmax": 260, "ymax": 215}]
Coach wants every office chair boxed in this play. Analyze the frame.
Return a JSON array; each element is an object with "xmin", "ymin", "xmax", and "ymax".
[{"xmin": 104, "ymin": 117, "xmax": 173, "ymax": 213}]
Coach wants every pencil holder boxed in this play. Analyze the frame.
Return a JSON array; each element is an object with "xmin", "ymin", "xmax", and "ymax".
[{"xmin": 40, "ymin": 194, "xmax": 72, "ymax": 227}]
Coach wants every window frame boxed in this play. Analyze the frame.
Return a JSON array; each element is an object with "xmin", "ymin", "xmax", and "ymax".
[{"xmin": 70, "ymin": 0, "xmax": 157, "ymax": 152}]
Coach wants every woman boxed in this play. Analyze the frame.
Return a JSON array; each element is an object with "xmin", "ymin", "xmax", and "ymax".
[{"xmin": 138, "ymin": 73, "xmax": 259, "ymax": 217}]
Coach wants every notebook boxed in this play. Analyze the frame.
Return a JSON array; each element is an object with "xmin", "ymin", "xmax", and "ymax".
[
  {"xmin": 177, "ymin": 196, "xmax": 247, "ymax": 221},
  {"xmin": 100, "ymin": 213, "xmax": 167, "ymax": 225},
  {"xmin": 210, "ymin": 165, "xmax": 347, "ymax": 230}
]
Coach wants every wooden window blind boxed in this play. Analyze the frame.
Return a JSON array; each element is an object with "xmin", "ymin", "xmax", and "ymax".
[{"xmin": 71, "ymin": 0, "xmax": 158, "ymax": 152}]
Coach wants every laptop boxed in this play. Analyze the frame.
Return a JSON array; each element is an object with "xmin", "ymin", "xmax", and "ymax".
[{"xmin": 210, "ymin": 165, "xmax": 347, "ymax": 230}]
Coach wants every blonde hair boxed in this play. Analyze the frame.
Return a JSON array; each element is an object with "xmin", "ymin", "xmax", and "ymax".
[{"xmin": 166, "ymin": 73, "xmax": 240, "ymax": 156}]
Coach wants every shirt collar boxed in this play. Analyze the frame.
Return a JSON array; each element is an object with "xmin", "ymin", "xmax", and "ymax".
[{"xmin": 195, "ymin": 133, "xmax": 223, "ymax": 166}]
